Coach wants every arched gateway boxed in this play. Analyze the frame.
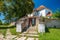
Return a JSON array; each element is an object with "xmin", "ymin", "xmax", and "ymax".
[{"xmin": 16, "ymin": 15, "xmax": 46, "ymax": 34}]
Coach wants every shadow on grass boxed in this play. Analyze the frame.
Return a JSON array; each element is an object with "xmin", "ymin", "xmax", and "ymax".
[
  {"xmin": 0, "ymin": 26, "xmax": 16, "ymax": 29},
  {"xmin": 45, "ymin": 27, "xmax": 50, "ymax": 33},
  {"xmin": 45, "ymin": 26, "xmax": 60, "ymax": 33}
]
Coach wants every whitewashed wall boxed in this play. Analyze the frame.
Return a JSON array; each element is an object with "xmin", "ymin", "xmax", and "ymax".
[
  {"xmin": 16, "ymin": 22, "xmax": 22, "ymax": 32},
  {"xmin": 38, "ymin": 9, "xmax": 46, "ymax": 17},
  {"xmin": 38, "ymin": 23, "xmax": 45, "ymax": 33}
]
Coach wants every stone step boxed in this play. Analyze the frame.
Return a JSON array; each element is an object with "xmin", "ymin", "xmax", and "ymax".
[
  {"xmin": 17, "ymin": 37, "xmax": 26, "ymax": 40},
  {"xmin": 22, "ymin": 33, "xmax": 38, "ymax": 35},
  {"xmin": 36, "ymin": 38, "xmax": 39, "ymax": 40},
  {"xmin": 6, "ymin": 29, "xmax": 11, "ymax": 35},
  {"xmin": 23, "ymin": 31, "xmax": 38, "ymax": 34},
  {"xmin": 25, "ymin": 27, "xmax": 38, "ymax": 34},
  {"xmin": 27, "ymin": 38, "xmax": 34, "ymax": 40},
  {"xmin": 14, "ymin": 37, "xmax": 39, "ymax": 40},
  {"xmin": 19, "ymin": 33, "xmax": 39, "ymax": 37}
]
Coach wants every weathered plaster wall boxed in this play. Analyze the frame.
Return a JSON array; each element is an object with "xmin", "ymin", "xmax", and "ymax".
[{"xmin": 45, "ymin": 19, "xmax": 60, "ymax": 28}]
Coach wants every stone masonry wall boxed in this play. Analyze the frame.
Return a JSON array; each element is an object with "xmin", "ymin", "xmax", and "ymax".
[{"xmin": 45, "ymin": 19, "xmax": 60, "ymax": 28}]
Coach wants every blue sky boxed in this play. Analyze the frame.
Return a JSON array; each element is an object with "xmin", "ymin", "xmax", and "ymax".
[
  {"xmin": 0, "ymin": 0, "xmax": 60, "ymax": 21},
  {"xmin": 33, "ymin": 0, "xmax": 60, "ymax": 12},
  {"xmin": 0, "ymin": 12, "xmax": 4, "ymax": 20}
]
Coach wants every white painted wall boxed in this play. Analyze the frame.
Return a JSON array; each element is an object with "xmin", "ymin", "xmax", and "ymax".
[
  {"xmin": 38, "ymin": 23, "xmax": 45, "ymax": 33},
  {"xmin": 38, "ymin": 9, "xmax": 46, "ymax": 17},
  {"xmin": 35, "ymin": 9, "xmax": 52, "ymax": 17},
  {"xmin": 16, "ymin": 23, "xmax": 22, "ymax": 32}
]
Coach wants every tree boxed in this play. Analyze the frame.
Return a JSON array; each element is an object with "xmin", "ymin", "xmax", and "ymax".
[
  {"xmin": 52, "ymin": 10, "xmax": 60, "ymax": 18},
  {"xmin": 0, "ymin": 0, "xmax": 34, "ymax": 23},
  {"xmin": 0, "ymin": 20, "xmax": 2, "ymax": 25},
  {"xmin": 0, "ymin": 0, "xmax": 4, "ymax": 12}
]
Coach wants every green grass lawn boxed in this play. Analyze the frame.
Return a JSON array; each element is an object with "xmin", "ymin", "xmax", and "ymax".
[
  {"xmin": 10, "ymin": 26, "xmax": 21, "ymax": 35},
  {"xmin": 10, "ymin": 27, "xmax": 18, "ymax": 35},
  {"xmin": 0, "ymin": 25, "xmax": 16, "ymax": 36},
  {"xmin": 10, "ymin": 27, "xmax": 60, "ymax": 40},
  {"xmin": 39, "ymin": 28, "xmax": 60, "ymax": 40},
  {"xmin": 0, "ymin": 25, "xmax": 60, "ymax": 40},
  {"xmin": 0, "ymin": 25, "xmax": 19, "ymax": 35},
  {"xmin": 0, "ymin": 29, "xmax": 7, "ymax": 36},
  {"xmin": 0, "ymin": 25, "xmax": 8, "ymax": 27},
  {"xmin": 0, "ymin": 25, "xmax": 7, "ymax": 36}
]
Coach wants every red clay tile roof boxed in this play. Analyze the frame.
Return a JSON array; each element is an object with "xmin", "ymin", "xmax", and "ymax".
[
  {"xmin": 33, "ymin": 5, "xmax": 47, "ymax": 12},
  {"xmin": 36, "ymin": 5, "xmax": 45, "ymax": 11}
]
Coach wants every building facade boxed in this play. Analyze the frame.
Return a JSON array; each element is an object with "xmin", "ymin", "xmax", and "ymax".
[{"xmin": 33, "ymin": 5, "xmax": 52, "ymax": 18}]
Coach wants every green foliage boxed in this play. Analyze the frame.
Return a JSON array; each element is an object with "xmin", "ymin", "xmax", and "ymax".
[
  {"xmin": 0, "ymin": 20, "xmax": 2, "ymax": 25},
  {"xmin": 0, "ymin": 0, "xmax": 34, "ymax": 23},
  {"xmin": 52, "ymin": 10, "xmax": 60, "ymax": 18},
  {"xmin": 0, "ymin": 1, "xmax": 4, "ymax": 11}
]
